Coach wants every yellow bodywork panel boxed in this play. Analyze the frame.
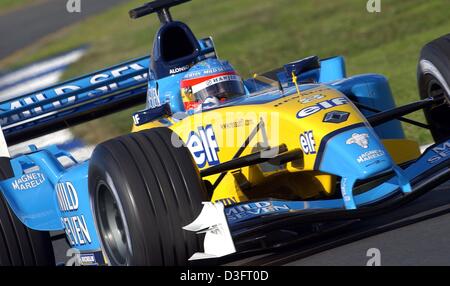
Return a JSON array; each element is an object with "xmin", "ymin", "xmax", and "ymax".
[{"xmin": 131, "ymin": 86, "xmax": 418, "ymax": 205}]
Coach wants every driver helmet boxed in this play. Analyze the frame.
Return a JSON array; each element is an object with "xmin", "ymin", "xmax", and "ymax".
[{"xmin": 180, "ymin": 58, "xmax": 246, "ymax": 112}]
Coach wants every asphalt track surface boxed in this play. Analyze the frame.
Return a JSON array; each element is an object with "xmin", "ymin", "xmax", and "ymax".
[
  {"xmin": 0, "ymin": 0, "xmax": 129, "ymax": 60},
  {"xmin": 2, "ymin": 0, "xmax": 450, "ymax": 266}
]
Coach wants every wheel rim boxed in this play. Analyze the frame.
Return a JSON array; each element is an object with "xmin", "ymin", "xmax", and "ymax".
[
  {"xmin": 428, "ymin": 78, "xmax": 447, "ymax": 100},
  {"xmin": 96, "ymin": 183, "xmax": 129, "ymax": 265},
  {"xmin": 425, "ymin": 76, "xmax": 450, "ymax": 140}
]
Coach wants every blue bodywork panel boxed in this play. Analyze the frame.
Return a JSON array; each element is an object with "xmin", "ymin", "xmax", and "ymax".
[
  {"xmin": 331, "ymin": 74, "xmax": 405, "ymax": 139},
  {"xmin": 0, "ymin": 146, "xmax": 101, "ymax": 253},
  {"xmin": 226, "ymin": 138, "xmax": 450, "ymax": 227}
]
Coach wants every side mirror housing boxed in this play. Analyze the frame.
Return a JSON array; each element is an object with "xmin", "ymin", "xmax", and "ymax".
[{"xmin": 132, "ymin": 103, "xmax": 172, "ymax": 126}]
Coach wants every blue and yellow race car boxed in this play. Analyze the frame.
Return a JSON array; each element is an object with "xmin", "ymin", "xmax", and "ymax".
[{"xmin": 0, "ymin": 0, "xmax": 448, "ymax": 266}]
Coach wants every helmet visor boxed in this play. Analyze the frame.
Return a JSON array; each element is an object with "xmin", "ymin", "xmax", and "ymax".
[{"xmin": 192, "ymin": 74, "xmax": 245, "ymax": 103}]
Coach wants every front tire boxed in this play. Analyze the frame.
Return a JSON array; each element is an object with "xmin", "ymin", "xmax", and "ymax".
[
  {"xmin": 0, "ymin": 194, "xmax": 55, "ymax": 266},
  {"xmin": 418, "ymin": 34, "xmax": 450, "ymax": 141},
  {"xmin": 88, "ymin": 127, "xmax": 208, "ymax": 266}
]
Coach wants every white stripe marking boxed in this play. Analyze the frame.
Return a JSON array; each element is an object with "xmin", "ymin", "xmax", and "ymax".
[
  {"xmin": 0, "ymin": 49, "xmax": 85, "ymax": 87},
  {"xmin": 0, "ymin": 71, "xmax": 63, "ymax": 100}
]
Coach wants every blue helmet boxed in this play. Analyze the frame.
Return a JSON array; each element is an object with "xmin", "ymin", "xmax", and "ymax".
[{"xmin": 180, "ymin": 59, "xmax": 245, "ymax": 111}]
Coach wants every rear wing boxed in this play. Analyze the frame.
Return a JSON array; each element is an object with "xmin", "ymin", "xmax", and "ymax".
[
  {"xmin": 0, "ymin": 35, "xmax": 217, "ymax": 146},
  {"xmin": 0, "ymin": 56, "xmax": 150, "ymax": 145}
]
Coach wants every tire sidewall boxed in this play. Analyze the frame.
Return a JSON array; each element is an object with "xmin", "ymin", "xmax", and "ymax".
[{"xmin": 418, "ymin": 35, "xmax": 450, "ymax": 141}]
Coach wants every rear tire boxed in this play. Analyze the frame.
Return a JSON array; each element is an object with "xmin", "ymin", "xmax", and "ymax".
[
  {"xmin": 0, "ymin": 194, "xmax": 55, "ymax": 266},
  {"xmin": 88, "ymin": 127, "xmax": 208, "ymax": 265},
  {"xmin": 418, "ymin": 34, "xmax": 450, "ymax": 141}
]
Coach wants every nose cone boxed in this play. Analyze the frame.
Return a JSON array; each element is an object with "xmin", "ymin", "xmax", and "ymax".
[{"xmin": 317, "ymin": 124, "xmax": 393, "ymax": 180}]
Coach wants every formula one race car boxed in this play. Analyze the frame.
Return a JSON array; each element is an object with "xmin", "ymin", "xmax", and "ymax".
[{"xmin": 0, "ymin": 0, "xmax": 449, "ymax": 266}]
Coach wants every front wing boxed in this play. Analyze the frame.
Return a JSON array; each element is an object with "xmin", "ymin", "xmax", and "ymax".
[{"xmin": 185, "ymin": 138, "xmax": 450, "ymax": 259}]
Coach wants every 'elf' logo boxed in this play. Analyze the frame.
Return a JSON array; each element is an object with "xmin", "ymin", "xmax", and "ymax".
[
  {"xmin": 186, "ymin": 125, "xmax": 220, "ymax": 168},
  {"xmin": 300, "ymin": 130, "xmax": 316, "ymax": 154}
]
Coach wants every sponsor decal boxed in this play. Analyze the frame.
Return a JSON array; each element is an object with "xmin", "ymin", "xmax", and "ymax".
[
  {"xmin": 132, "ymin": 113, "xmax": 140, "ymax": 125},
  {"xmin": 220, "ymin": 118, "xmax": 254, "ymax": 129},
  {"xmin": 186, "ymin": 124, "xmax": 220, "ymax": 168},
  {"xmin": 214, "ymin": 197, "xmax": 237, "ymax": 206},
  {"xmin": 274, "ymin": 95, "xmax": 300, "ymax": 107},
  {"xmin": 11, "ymin": 172, "xmax": 45, "ymax": 191},
  {"xmin": 66, "ymin": 250, "xmax": 105, "ymax": 266},
  {"xmin": 0, "ymin": 62, "xmax": 147, "ymax": 126},
  {"xmin": 274, "ymin": 88, "xmax": 328, "ymax": 107},
  {"xmin": 88, "ymin": 63, "xmax": 147, "ymax": 96},
  {"xmin": 56, "ymin": 181, "xmax": 92, "ymax": 246},
  {"xmin": 340, "ymin": 177, "xmax": 352, "ymax": 203},
  {"xmin": 299, "ymin": 94, "xmax": 325, "ymax": 104},
  {"xmin": 146, "ymin": 86, "xmax": 160, "ymax": 109},
  {"xmin": 365, "ymin": 159, "xmax": 385, "ymax": 167},
  {"xmin": 296, "ymin": 97, "xmax": 348, "ymax": 118},
  {"xmin": 357, "ymin": 149, "xmax": 385, "ymax": 164},
  {"xmin": 169, "ymin": 65, "xmax": 190, "ymax": 74},
  {"xmin": 346, "ymin": 133, "xmax": 369, "ymax": 149},
  {"xmin": 81, "ymin": 253, "xmax": 96, "ymax": 265},
  {"xmin": 226, "ymin": 201, "xmax": 290, "ymax": 221},
  {"xmin": 323, "ymin": 110, "xmax": 350, "ymax": 123},
  {"xmin": 80, "ymin": 253, "xmax": 98, "ymax": 266},
  {"xmin": 427, "ymin": 140, "xmax": 450, "ymax": 164},
  {"xmin": 300, "ymin": 130, "xmax": 316, "ymax": 154},
  {"xmin": 192, "ymin": 75, "xmax": 241, "ymax": 93}
]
